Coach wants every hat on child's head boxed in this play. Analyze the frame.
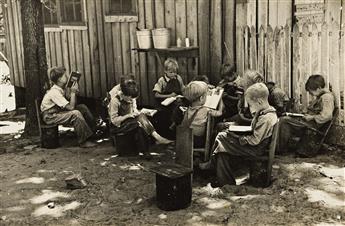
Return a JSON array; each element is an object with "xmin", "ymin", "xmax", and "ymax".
[
  {"xmin": 49, "ymin": 66, "xmax": 66, "ymax": 84},
  {"xmin": 182, "ymin": 81, "xmax": 208, "ymax": 102}
]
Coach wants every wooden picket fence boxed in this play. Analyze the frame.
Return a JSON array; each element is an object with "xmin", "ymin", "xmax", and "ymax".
[{"xmin": 236, "ymin": 22, "xmax": 345, "ymax": 127}]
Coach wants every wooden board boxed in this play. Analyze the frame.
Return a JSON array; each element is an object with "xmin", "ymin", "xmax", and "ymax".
[
  {"xmin": 198, "ymin": 0, "xmax": 210, "ymax": 76},
  {"xmin": 224, "ymin": 0, "xmax": 235, "ymax": 67},
  {"xmin": 54, "ymin": 32, "xmax": 63, "ymax": 66},
  {"xmin": 258, "ymin": 0, "xmax": 268, "ymax": 28},
  {"xmin": 210, "ymin": 0, "xmax": 222, "ymax": 83},
  {"xmin": 175, "ymin": 0, "xmax": 187, "ymax": 83},
  {"xmin": 74, "ymin": 30, "xmax": 85, "ymax": 97},
  {"xmin": 3, "ymin": 1, "xmax": 14, "ymax": 85},
  {"xmin": 121, "ymin": 23, "xmax": 131, "ymax": 75},
  {"xmin": 82, "ymin": 30, "xmax": 93, "ymax": 97},
  {"xmin": 49, "ymin": 32, "xmax": 57, "ymax": 66},
  {"xmin": 155, "ymin": 0, "xmax": 166, "ymax": 78},
  {"xmin": 186, "ymin": 0, "xmax": 198, "ymax": 82}
]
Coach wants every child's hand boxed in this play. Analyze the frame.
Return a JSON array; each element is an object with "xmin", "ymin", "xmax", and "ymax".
[
  {"xmin": 170, "ymin": 92, "xmax": 177, "ymax": 97},
  {"xmin": 239, "ymin": 136, "xmax": 248, "ymax": 145},
  {"xmin": 303, "ymin": 114, "xmax": 314, "ymax": 121},
  {"xmin": 129, "ymin": 112, "xmax": 140, "ymax": 118},
  {"xmin": 71, "ymin": 82, "xmax": 79, "ymax": 94}
]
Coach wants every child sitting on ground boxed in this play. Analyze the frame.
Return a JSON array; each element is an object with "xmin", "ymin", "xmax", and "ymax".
[
  {"xmin": 199, "ymin": 83, "xmax": 278, "ymax": 187},
  {"xmin": 180, "ymin": 81, "xmax": 224, "ymax": 148},
  {"xmin": 278, "ymin": 74, "xmax": 335, "ymax": 157},
  {"xmin": 108, "ymin": 77, "xmax": 172, "ymax": 158},
  {"xmin": 266, "ymin": 81, "xmax": 289, "ymax": 117}
]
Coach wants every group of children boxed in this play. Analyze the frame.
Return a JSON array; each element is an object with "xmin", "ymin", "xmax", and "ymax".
[{"xmin": 41, "ymin": 59, "xmax": 335, "ymax": 187}]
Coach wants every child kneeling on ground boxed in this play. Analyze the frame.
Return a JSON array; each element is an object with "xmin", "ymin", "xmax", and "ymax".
[
  {"xmin": 199, "ymin": 83, "xmax": 278, "ymax": 187},
  {"xmin": 277, "ymin": 74, "xmax": 335, "ymax": 157},
  {"xmin": 108, "ymin": 78, "xmax": 172, "ymax": 158},
  {"xmin": 180, "ymin": 81, "xmax": 224, "ymax": 148}
]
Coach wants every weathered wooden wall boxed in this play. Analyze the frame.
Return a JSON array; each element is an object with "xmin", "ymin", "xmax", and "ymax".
[{"xmin": 4, "ymin": 0, "xmax": 236, "ymax": 106}]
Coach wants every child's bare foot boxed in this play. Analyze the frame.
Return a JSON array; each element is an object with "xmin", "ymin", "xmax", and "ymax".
[
  {"xmin": 80, "ymin": 141, "xmax": 97, "ymax": 148},
  {"xmin": 152, "ymin": 131, "xmax": 174, "ymax": 144}
]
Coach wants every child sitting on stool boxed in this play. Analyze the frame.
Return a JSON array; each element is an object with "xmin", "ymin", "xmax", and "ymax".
[
  {"xmin": 180, "ymin": 81, "xmax": 224, "ymax": 148},
  {"xmin": 108, "ymin": 78, "xmax": 172, "ymax": 158},
  {"xmin": 199, "ymin": 83, "xmax": 278, "ymax": 187},
  {"xmin": 277, "ymin": 74, "xmax": 335, "ymax": 157}
]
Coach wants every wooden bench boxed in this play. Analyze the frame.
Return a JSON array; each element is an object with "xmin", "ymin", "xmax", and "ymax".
[{"xmin": 35, "ymin": 99, "xmax": 59, "ymax": 149}]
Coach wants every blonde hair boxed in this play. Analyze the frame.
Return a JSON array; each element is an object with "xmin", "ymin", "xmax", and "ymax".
[
  {"xmin": 244, "ymin": 70, "xmax": 264, "ymax": 89},
  {"xmin": 245, "ymin": 82, "xmax": 269, "ymax": 102},
  {"xmin": 164, "ymin": 58, "xmax": 179, "ymax": 73},
  {"xmin": 183, "ymin": 81, "xmax": 208, "ymax": 103}
]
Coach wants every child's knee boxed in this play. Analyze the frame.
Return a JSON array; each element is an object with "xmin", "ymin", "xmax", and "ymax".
[{"xmin": 70, "ymin": 110, "xmax": 84, "ymax": 119}]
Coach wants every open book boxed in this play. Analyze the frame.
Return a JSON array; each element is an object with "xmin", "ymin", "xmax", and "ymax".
[
  {"xmin": 140, "ymin": 108, "xmax": 158, "ymax": 117},
  {"xmin": 66, "ymin": 71, "xmax": 81, "ymax": 88},
  {"xmin": 229, "ymin": 125, "xmax": 252, "ymax": 132},
  {"xmin": 204, "ymin": 88, "xmax": 224, "ymax": 109},
  {"xmin": 161, "ymin": 95, "xmax": 183, "ymax": 106},
  {"xmin": 285, "ymin": 112, "xmax": 304, "ymax": 117}
]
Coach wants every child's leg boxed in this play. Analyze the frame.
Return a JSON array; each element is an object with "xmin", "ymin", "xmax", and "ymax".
[
  {"xmin": 75, "ymin": 104, "xmax": 97, "ymax": 132},
  {"xmin": 215, "ymin": 153, "xmax": 236, "ymax": 186},
  {"xmin": 137, "ymin": 113, "xmax": 172, "ymax": 144}
]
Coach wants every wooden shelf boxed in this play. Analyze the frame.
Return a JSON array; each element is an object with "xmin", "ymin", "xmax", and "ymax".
[{"xmin": 132, "ymin": 46, "xmax": 199, "ymax": 58}]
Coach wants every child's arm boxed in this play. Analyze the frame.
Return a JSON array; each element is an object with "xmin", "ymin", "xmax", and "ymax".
[
  {"xmin": 154, "ymin": 91, "xmax": 177, "ymax": 99},
  {"xmin": 209, "ymin": 99, "xmax": 224, "ymax": 117},
  {"xmin": 305, "ymin": 93, "xmax": 334, "ymax": 124},
  {"xmin": 239, "ymin": 118, "xmax": 272, "ymax": 146},
  {"xmin": 109, "ymin": 98, "xmax": 137, "ymax": 127}
]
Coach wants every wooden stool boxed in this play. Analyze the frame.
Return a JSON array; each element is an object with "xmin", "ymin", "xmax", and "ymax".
[
  {"xmin": 41, "ymin": 124, "xmax": 59, "ymax": 148},
  {"xmin": 114, "ymin": 130, "xmax": 138, "ymax": 156}
]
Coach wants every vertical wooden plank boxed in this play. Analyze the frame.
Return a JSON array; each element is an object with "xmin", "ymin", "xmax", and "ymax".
[
  {"xmin": 49, "ymin": 33, "xmax": 57, "ymax": 67},
  {"xmin": 54, "ymin": 32, "xmax": 63, "ymax": 66},
  {"xmin": 67, "ymin": 30, "xmax": 76, "ymax": 73},
  {"xmin": 273, "ymin": 27, "xmax": 280, "ymax": 84},
  {"xmin": 129, "ymin": 23, "xmax": 140, "ymax": 90},
  {"xmin": 224, "ymin": 0, "xmax": 235, "ymax": 67},
  {"xmin": 246, "ymin": 0, "xmax": 256, "ymax": 27},
  {"xmin": 121, "ymin": 23, "xmax": 131, "ymax": 75},
  {"xmin": 258, "ymin": 0, "xmax": 268, "ymax": 28},
  {"xmin": 186, "ymin": 0, "xmax": 198, "ymax": 81},
  {"xmin": 12, "ymin": 0, "xmax": 24, "ymax": 87},
  {"xmin": 137, "ymin": 0, "xmax": 149, "ymax": 105},
  {"xmin": 61, "ymin": 30, "xmax": 70, "ymax": 79},
  {"xmin": 292, "ymin": 23, "xmax": 301, "ymax": 108},
  {"xmin": 175, "ymin": 0, "xmax": 187, "ymax": 83},
  {"xmin": 15, "ymin": 0, "xmax": 24, "ymax": 86},
  {"xmin": 301, "ymin": 23, "xmax": 309, "ymax": 107},
  {"xmin": 284, "ymin": 24, "xmax": 292, "ymax": 97},
  {"xmin": 165, "ymin": 0, "xmax": 176, "ymax": 45},
  {"xmin": 268, "ymin": 0, "xmax": 278, "ymax": 27},
  {"xmin": 112, "ymin": 23, "xmax": 123, "ymax": 85},
  {"xmin": 258, "ymin": 26, "xmax": 265, "ymax": 75},
  {"xmin": 7, "ymin": 0, "xmax": 20, "ymax": 87},
  {"xmin": 325, "ymin": 0, "xmax": 342, "ymax": 26},
  {"xmin": 104, "ymin": 20, "xmax": 115, "ymax": 89},
  {"xmin": 277, "ymin": 0, "xmax": 292, "ymax": 27},
  {"xmin": 321, "ymin": 22, "xmax": 330, "ymax": 89},
  {"xmin": 244, "ymin": 26, "xmax": 250, "ymax": 71},
  {"xmin": 4, "ymin": 2, "xmax": 15, "ymax": 85},
  {"xmin": 145, "ymin": 0, "xmax": 157, "ymax": 105},
  {"xmin": 87, "ymin": 0, "xmax": 101, "ymax": 98},
  {"xmin": 236, "ymin": 26, "xmax": 244, "ymax": 76},
  {"xmin": 210, "ymin": 0, "xmax": 222, "ymax": 83},
  {"xmin": 82, "ymin": 30, "xmax": 93, "ymax": 97},
  {"xmin": 155, "ymin": 0, "xmax": 165, "ymax": 78},
  {"xmin": 311, "ymin": 23, "xmax": 320, "ymax": 74},
  {"xmin": 95, "ymin": 1, "xmax": 107, "ymax": 97},
  {"xmin": 249, "ymin": 26, "xmax": 257, "ymax": 70},
  {"xmin": 198, "ymin": 0, "xmax": 210, "ymax": 76},
  {"xmin": 279, "ymin": 27, "xmax": 286, "ymax": 92},
  {"xmin": 340, "ymin": 23, "xmax": 345, "ymax": 125},
  {"xmin": 44, "ymin": 32, "xmax": 51, "ymax": 69},
  {"xmin": 74, "ymin": 30, "xmax": 85, "ymax": 97},
  {"xmin": 265, "ymin": 25, "xmax": 274, "ymax": 82}
]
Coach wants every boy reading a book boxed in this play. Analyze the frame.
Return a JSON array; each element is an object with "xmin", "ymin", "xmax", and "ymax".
[
  {"xmin": 108, "ymin": 78, "xmax": 172, "ymax": 158},
  {"xmin": 40, "ymin": 67, "xmax": 97, "ymax": 148},
  {"xmin": 278, "ymin": 74, "xmax": 335, "ymax": 157},
  {"xmin": 199, "ymin": 83, "xmax": 277, "ymax": 187},
  {"xmin": 266, "ymin": 81, "xmax": 289, "ymax": 117},
  {"xmin": 180, "ymin": 81, "xmax": 224, "ymax": 148}
]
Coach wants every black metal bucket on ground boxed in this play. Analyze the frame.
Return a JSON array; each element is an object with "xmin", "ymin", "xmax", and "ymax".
[
  {"xmin": 41, "ymin": 126, "xmax": 59, "ymax": 149},
  {"xmin": 155, "ymin": 173, "xmax": 192, "ymax": 211}
]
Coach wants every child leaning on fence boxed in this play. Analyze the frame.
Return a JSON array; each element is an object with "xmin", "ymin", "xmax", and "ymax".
[
  {"xmin": 180, "ymin": 81, "xmax": 224, "ymax": 148},
  {"xmin": 277, "ymin": 74, "xmax": 335, "ymax": 157},
  {"xmin": 108, "ymin": 77, "xmax": 173, "ymax": 158},
  {"xmin": 199, "ymin": 83, "xmax": 278, "ymax": 187}
]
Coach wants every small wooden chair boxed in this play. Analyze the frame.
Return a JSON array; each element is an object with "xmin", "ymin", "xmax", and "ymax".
[
  {"xmin": 194, "ymin": 113, "xmax": 215, "ymax": 162},
  {"xmin": 248, "ymin": 120, "xmax": 280, "ymax": 188},
  {"xmin": 150, "ymin": 123, "xmax": 193, "ymax": 211},
  {"xmin": 35, "ymin": 99, "xmax": 59, "ymax": 148}
]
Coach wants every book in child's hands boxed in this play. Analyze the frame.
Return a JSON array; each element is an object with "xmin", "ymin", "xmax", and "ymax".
[
  {"xmin": 285, "ymin": 112, "xmax": 304, "ymax": 117},
  {"xmin": 161, "ymin": 95, "xmax": 183, "ymax": 106},
  {"xmin": 140, "ymin": 108, "xmax": 158, "ymax": 117},
  {"xmin": 229, "ymin": 125, "xmax": 252, "ymax": 132},
  {"xmin": 66, "ymin": 71, "xmax": 81, "ymax": 88},
  {"xmin": 204, "ymin": 88, "xmax": 224, "ymax": 109}
]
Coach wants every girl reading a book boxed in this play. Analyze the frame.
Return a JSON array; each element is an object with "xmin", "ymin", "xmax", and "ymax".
[
  {"xmin": 180, "ymin": 81, "xmax": 224, "ymax": 148},
  {"xmin": 108, "ymin": 78, "xmax": 173, "ymax": 158}
]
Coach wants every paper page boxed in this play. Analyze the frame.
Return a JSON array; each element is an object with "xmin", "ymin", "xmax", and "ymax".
[
  {"xmin": 229, "ymin": 125, "xmax": 252, "ymax": 132},
  {"xmin": 204, "ymin": 88, "xmax": 224, "ymax": 109},
  {"xmin": 161, "ymin": 97, "xmax": 177, "ymax": 106},
  {"xmin": 286, "ymin": 112, "xmax": 304, "ymax": 117},
  {"xmin": 140, "ymin": 108, "xmax": 158, "ymax": 117}
]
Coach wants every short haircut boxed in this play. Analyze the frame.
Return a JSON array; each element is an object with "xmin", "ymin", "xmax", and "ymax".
[
  {"xmin": 164, "ymin": 58, "xmax": 179, "ymax": 73},
  {"xmin": 245, "ymin": 82, "xmax": 269, "ymax": 102},
  {"xmin": 305, "ymin": 74, "xmax": 325, "ymax": 92},
  {"xmin": 182, "ymin": 81, "xmax": 208, "ymax": 103},
  {"xmin": 244, "ymin": 70, "xmax": 264, "ymax": 88},
  {"xmin": 220, "ymin": 64, "xmax": 237, "ymax": 79},
  {"xmin": 120, "ymin": 76, "xmax": 139, "ymax": 98},
  {"xmin": 50, "ymin": 66, "xmax": 66, "ymax": 84},
  {"xmin": 192, "ymin": 75, "xmax": 209, "ymax": 84}
]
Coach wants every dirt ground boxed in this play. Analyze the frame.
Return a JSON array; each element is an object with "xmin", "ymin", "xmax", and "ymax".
[{"xmin": 0, "ymin": 113, "xmax": 344, "ymax": 226}]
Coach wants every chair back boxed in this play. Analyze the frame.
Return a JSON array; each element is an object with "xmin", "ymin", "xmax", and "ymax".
[
  {"xmin": 194, "ymin": 113, "xmax": 215, "ymax": 162},
  {"xmin": 265, "ymin": 120, "xmax": 280, "ymax": 187}
]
